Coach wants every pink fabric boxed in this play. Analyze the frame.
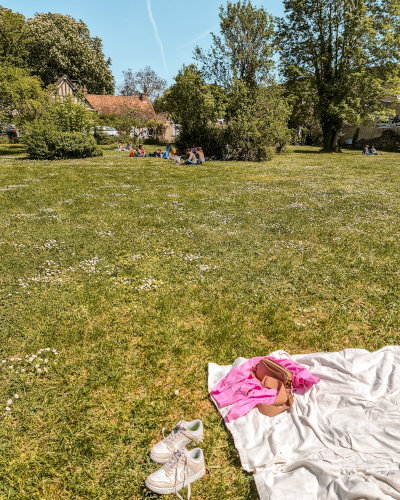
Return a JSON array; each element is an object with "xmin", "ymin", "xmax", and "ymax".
[{"xmin": 210, "ymin": 356, "xmax": 319, "ymax": 422}]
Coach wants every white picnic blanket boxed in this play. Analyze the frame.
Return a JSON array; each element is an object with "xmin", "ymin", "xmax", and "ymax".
[{"xmin": 208, "ymin": 346, "xmax": 400, "ymax": 500}]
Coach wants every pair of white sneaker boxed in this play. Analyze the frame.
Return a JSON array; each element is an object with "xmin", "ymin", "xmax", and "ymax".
[{"xmin": 145, "ymin": 419, "xmax": 206, "ymax": 500}]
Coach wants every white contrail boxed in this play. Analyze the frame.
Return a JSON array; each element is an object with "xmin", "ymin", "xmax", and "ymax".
[
  {"xmin": 178, "ymin": 25, "xmax": 219, "ymax": 49},
  {"xmin": 146, "ymin": 0, "xmax": 169, "ymax": 79}
]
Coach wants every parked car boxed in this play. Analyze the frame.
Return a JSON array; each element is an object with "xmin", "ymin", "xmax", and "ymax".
[
  {"xmin": 0, "ymin": 123, "xmax": 21, "ymax": 139},
  {"xmin": 92, "ymin": 126, "xmax": 120, "ymax": 137}
]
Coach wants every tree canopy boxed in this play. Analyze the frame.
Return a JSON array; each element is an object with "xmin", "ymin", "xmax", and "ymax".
[
  {"xmin": 278, "ymin": 0, "xmax": 400, "ymax": 151},
  {"xmin": 25, "ymin": 13, "xmax": 114, "ymax": 94},
  {"xmin": 0, "ymin": 6, "xmax": 29, "ymax": 68},
  {"xmin": 0, "ymin": 64, "xmax": 49, "ymax": 126},
  {"xmin": 195, "ymin": 0, "xmax": 276, "ymax": 88},
  {"xmin": 158, "ymin": 0, "xmax": 291, "ymax": 161},
  {"xmin": 179, "ymin": 1, "xmax": 290, "ymax": 159},
  {"xmin": 118, "ymin": 67, "xmax": 167, "ymax": 102}
]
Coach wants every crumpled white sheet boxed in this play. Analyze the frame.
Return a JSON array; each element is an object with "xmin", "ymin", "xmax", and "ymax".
[{"xmin": 208, "ymin": 346, "xmax": 400, "ymax": 500}]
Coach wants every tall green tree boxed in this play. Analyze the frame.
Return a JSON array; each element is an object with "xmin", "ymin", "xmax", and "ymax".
[
  {"xmin": 278, "ymin": 0, "xmax": 400, "ymax": 151},
  {"xmin": 26, "ymin": 13, "xmax": 114, "ymax": 94},
  {"xmin": 157, "ymin": 65, "xmax": 227, "ymax": 133},
  {"xmin": 192, "ymin": 1, "xmax": 291, "ymax": 158},
  {"xmin": 0, "ymin": 6, "xmax": 29, "ymax": 68},
  {"xmin": 0, "ymin": 64, "xmax": 49, "ymax": 126},
  {"xmin": 156, "ymin": 65, "xmax": 227, "ymax": 154},
  {"xmin": 194, "ymin": 1, "xmax": 275, "ymax": 88}
]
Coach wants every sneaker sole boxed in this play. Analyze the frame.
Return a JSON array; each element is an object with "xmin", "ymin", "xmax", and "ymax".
[
  {"xmin": 149, "ymin": 452, "xmax": 170, "ymax": 464},
  {"xmin": 150, "ymin": 437, "xmax": 204, "ymax": 464},
  {"xmin": 145, "ymin": 466, "xmax": 206, "ymax": 495}
]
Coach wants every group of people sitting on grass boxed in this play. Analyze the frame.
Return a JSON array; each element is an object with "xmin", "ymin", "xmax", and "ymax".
[
  {"xmin": 362, "ymin": 145, "xmax": 379, "ymax": 155},
  {"xmin": 117, "ymin": 142, "xmax": 206, "ymax": 164},
  {"xmin": 116, "ymin": 142, "xmax": 133, "ymax": 152}
]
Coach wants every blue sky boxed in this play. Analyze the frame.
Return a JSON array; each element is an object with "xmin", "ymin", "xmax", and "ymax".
[{"xmin": 9, "ymin": 0, "xmax": 285, "ymax": 92}]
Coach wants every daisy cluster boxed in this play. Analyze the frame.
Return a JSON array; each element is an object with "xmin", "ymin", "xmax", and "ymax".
[
  {"xmin": 1, "ymin": 348, "xmax": 58, "ymax": 417},
  {"xmin": 18, "ymin": 257, "xmax": 111, "ymax": 287},
  {"xmin": 135, "ymin": 278, "xmax": 165, "ymax": 292},
  {"xmin": 96, "ymin": 231, "xmax": 115, "ymax": 237}
]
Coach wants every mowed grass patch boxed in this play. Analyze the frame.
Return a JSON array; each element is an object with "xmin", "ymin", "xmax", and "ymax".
[{"xmin": 0, "ymin": 146, "xmax": 399, "ymax": 499}]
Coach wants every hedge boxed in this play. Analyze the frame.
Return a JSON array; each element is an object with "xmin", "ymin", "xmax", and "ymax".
[{"xmin": 24, "ymin": 122, "xmax": 103, "ymax": 160}]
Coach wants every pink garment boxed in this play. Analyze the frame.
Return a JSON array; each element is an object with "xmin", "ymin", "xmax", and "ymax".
[{"xmin": 210, "ymin": 356, "xmax": 319, "ymax": 422}]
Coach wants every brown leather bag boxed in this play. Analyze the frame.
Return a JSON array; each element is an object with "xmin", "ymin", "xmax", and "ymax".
[{"xmin": 252, "ymin": 358, "xmax": 294, "ymax": 417}]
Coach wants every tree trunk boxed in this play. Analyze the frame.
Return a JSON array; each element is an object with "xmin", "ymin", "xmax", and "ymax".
[
  {"xmin": 321, "ymin": 117, "xmax": 341, "ymax": 152},
  {"xmin": 330, "ymin": 129, "xmax": 341, "ymax": 152}
]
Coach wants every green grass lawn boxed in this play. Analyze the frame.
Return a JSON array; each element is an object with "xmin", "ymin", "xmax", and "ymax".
[{"xmin": 0, "ymin": 145, "xmax": 399, "ymax": 499}]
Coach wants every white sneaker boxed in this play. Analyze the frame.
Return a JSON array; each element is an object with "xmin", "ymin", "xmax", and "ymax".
[
  {"xmin": 150, "ymin": 420, "xmax": 203, "ymax": 464},
  {"xmin": 145, "ymin": 447, "xmax": 205, "ymax": 499}
]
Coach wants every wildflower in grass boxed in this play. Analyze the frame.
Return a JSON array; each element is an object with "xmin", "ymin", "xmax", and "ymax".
[
  {"xmin": 5, "ymin": 407, "xmax": 10, "ymax": 412},
  {"xmin": 8, "ymin": 366, "xmax": 13, "ymax": 369},
  {"xmin": 7, "ymin": 399, "xmax": 12, "ymax": 405},
  {"xmin": 35, "ymin": 364, "xmax": 40, "ymax": 368},
  {"xmin": 174, "ymin": 390, "xmax": 179, "ymax": 395},
  {"xmin": 183, "ymin": 254, "xmax": 199, "ymax": 261}
]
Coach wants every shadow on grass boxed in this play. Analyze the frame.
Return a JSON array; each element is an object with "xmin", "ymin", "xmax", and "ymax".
[{"xmin": 0, "ymin": 145, "xmax": 26, "ymax": 156}]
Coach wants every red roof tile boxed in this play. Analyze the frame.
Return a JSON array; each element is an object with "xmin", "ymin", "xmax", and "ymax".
[{"xmin": 86, "ymin": 94, "xmax": 155, "ymax": 118}]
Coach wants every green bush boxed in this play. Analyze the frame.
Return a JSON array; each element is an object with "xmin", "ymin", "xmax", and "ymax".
[
  {"xmin": 24, "ymin": 121, "xmax": 103, "ymax": 160},
  {"xmin": 144, "ymin": 137, "xmax": 168, "ymax": 145},
  {"xmin": 93, "ymin": 129, "xmax": 117, "ymax": 145}
]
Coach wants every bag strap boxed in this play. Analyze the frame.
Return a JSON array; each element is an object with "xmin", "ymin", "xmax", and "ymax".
[{"xmin": 256, "ymin": 375, "xmax": 293, "ymax": 417}]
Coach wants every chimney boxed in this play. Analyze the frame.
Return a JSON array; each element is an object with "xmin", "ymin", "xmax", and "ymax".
[
  {"xmin": 140, "ymin": 93, "xmax": 149, "ymax": 103},
  {"xmin": 83, "ymin": 85, "xmax": 88, "ymax": 97}
]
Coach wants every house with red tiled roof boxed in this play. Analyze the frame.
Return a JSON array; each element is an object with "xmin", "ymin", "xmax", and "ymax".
[
  {"xmin": 52, "ymin": 76, "xmax": 178, "ymax": 141},
  {"xmin": 83, "ymin": 87, "xmax": 156, "ymax": 120},
  {"xmin": 53, "ymin": 75, "xmax": 155, "ymax": 118}
]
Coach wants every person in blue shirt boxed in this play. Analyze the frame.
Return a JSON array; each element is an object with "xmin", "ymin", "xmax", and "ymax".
[{"xmin": 163, "ymin": 144, "xmax": 172, "ymax": 158}]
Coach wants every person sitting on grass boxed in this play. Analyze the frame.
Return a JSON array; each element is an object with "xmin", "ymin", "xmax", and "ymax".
[
  {"xmin": 137, "ymin": 144, "xmax": 147, "ymax": 157},
  {"xmin": 184, "ymin": 148, "xmax": 197, "ymax": 165},
  {"xmin": 196, "ymin": 147, "xmax": 205, "ymax": 164},
  {"xmin": 163, "ymin": 144, "xmax": 172, "ymax": 158},
  {"xmin": 171, "ymin": 155, "xmax": 181, "ymax": 165},
  {"xmin": 154, "ymin": 149, "xmax": 162, "ymax": 157},
  {"xmin": 362, "ymin": 145, "xmax": 369, "ymax": 154},
  {"xmin": 370, "ymin": 146, "xmax": 378, "ymax": 155},
  {"xmin": 116, "ymin": 142, "xmax": 126, "ymax": 151},
  {"xmin": 126, "ymin": 142, "xmax": 133, "ymax": 151},
  {"xmin": 191, "ymin": 144, "xmax": 198, "ymax": 154}
]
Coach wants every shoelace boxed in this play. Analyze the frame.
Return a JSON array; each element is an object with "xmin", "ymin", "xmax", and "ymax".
[
  {"xmin": 162, "ymin": 421, "xmax": 190, "ymax": 449},
  {"xmin": 162, "ymin": 448, "xmax": 191, "ymax": 500}
]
